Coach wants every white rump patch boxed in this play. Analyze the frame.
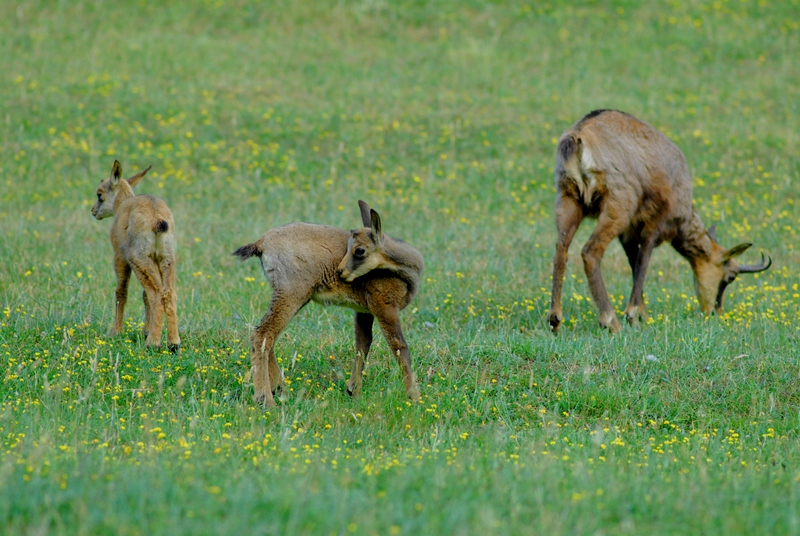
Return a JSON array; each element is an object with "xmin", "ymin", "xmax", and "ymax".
[{"xmin": 578, "ymin": 146, "xmax": 599, "ymax": 206}]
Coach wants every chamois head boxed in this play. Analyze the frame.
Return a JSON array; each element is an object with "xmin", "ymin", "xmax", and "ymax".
[
  {"xmin": 692, "ymin": 225, "xmax": 772, "ymax": 314},
  {"xmin": 91, "ymin": 160, "xmax": 151, "ymax": 220},
  {"xmin": 337, "ymin": 201, "xmax": 393, "ymax": 282}
]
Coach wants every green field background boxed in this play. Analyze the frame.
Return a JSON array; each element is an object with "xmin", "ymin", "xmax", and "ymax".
[{"xmin": 1, "ymin": 1, "xmax": 799, "ymax": 534}]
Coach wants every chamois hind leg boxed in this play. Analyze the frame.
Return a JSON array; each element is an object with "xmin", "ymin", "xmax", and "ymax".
[
  {"xmin": 581, "ymin": 212, "xmax": 630, "ymax": 333},
  {"xmin": 251, "ymin": 292, "xmax": 308, "ymax": 406},
  {"xmin": 372, "ymin": 304, "xmax": 419, "ymax": 402},
  {"xmin": 159, "ymin": 257, "xmax": 181, "ymax": 353},
  {"xmin": 142, "ymin": 290, "xmax": 151, "ymax": 341},
  {"xmin": 110, "ymin": 257, "xmax": 131, "ymax": 337},
  {"xmin": 549, "ymin": 193, "xmax": 584, "ymax": 333},
  {"xmin": 346, "ymin": 312, "xmax": 374, "ymax": 397},
  {"xmin": 130, "ymin": 257, "xmax": 164, "ymax": 347}
]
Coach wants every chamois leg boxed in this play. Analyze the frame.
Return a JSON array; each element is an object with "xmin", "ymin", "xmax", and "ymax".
[
  {"xmin": 130, "ymin": 258, "xmax": 164, "ymax": 347},
  {"xmin": 549, "ymin": 194, "xmax": 584, "ymax": 333},
  {"xmin": 346, "ymin": 312, "xmax": 374, "ymax": 397},
  {"xmin": 110, "ymin": 257, "xmax": 131, "ymax": 337},
  {"xmin": 581, "ymin": 214, "xmax": 629, "ymax": 333},
  {"xmin": 142, "ymin": 290, "xmax": 151, "ymax": 341},
  {"xmin": 373, "ymin": 305, "xmax": 419, "ymax": 402},
  {"xmin": 619, "ymin": 233, "xmax": 640, "ymax": 276},
  {"xmin": 624, "ymin": 234, "xmax": 658, "ymax": 326},
  {"xmin": 159, "ymin": 257, "xmax": 181, "ymax": 353},
  {"xmin": 251, "ymin": 293, "xmax": 307, "ymax": 406},
  {"xmin": 620, "ymin": 234, "xmax": 644, "ymax": 325}
]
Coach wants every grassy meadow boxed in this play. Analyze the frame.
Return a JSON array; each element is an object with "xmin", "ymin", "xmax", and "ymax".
[{"xmin": 2, "ymin": 0, "xmax": 800, "ymax": 533}]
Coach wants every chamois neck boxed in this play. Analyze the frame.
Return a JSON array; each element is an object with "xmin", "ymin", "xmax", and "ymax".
[
  {"xmin": 672, "ymin": 208, "xmax": 713, "ymax": 266},
  {"xmin": 113, "ymin": 181, "xmax": 136, "ymax": 213},
  {"xmin": 383, "ymin": 235, "xmax": 424, "ymax": 296}
]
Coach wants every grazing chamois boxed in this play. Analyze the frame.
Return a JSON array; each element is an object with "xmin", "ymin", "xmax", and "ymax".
[
  {"xmin": 233, "ymin": 201, "xmax": 424, "ymax": 406},
  {"xmin": 548, "ymin": 110, "xmax": 771, "ymax": 333},
  {"xmin": 92, "ymin": 160, "xmax": 181, "ymax": 352}
]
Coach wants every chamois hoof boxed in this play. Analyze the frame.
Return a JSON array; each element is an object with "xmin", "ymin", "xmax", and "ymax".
[
  {"xmin": 600, "ymin": 317, "xmax": 622, "ymax": 334},
  {"xmin": 406, "ymin": 386, "xmax": 421, "ymax": 402},
  {"xmin": 167, "ymin": 343, "xmax": 181, "ymax": 355},
  {"xmin": 624, "ymin": 308, "xmax": 647, "ymax": 327},
  {"xmin": 108, "ymin": 327, "xmax": 123, "ymax": 338},
  {"xmin": 254, "ymin": 393, "xmax": 276, "ymax": 407},
  {"xmin": 272, "ymin": 381, "xmax": 288, "ymax": 397},
  {"xmin": 548, "ymin": 312, "xmax": 562, "ymax": 334}
]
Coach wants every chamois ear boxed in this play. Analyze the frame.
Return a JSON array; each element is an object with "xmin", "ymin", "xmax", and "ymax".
[
  {"xmin": 110, "ymin": 160, "xmax": 123, "ymax": 188},
  {"xmin": 707, "ymin": 225, "xmax": 717, "ymax": 243},
  {"xmin": 723, "ymin": 242, "xmax": 752, "ymax": 262},
  {"xmin": 370, "ymin": 209, "xmax": 383, "ymax": 243},
  {"xmin": 358, "ymin": 200, "xmax": 372, "ymax": 227},
  {"xmin": 127, "ymin": 165, "xmax": 152, "ymax": 189}
]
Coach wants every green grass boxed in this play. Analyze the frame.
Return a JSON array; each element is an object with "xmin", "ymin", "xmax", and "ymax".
[{"xmin": 2, "ymin": 0, "xmax": 800, "ymax": 534}]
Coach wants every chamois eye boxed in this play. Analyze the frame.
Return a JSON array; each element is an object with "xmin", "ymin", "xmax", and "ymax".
[{"xmin": 354, "ymin": 246, "xmax": 367, "ymax": 258}]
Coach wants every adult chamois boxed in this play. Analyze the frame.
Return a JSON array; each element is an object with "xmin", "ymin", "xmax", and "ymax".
[
  {"xmin": 548, "ymin": 110, "xmax": 771, "ymax": 333},
  {"xmin": 233, "ymin": 201, "xmax": 424, "ymax": 406}
]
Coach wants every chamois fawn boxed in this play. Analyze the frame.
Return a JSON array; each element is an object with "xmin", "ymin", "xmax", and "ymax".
[
  {"xmin": 549, "ymin": 110, "xmax": 771, "ymax": 333},
  {"xmin": 92, "ymin": 160, "xmax": 181, "ymax": 352},
  {"xmin": 233, "ymin": 201, "xmax": 424, "ymax": 406}
]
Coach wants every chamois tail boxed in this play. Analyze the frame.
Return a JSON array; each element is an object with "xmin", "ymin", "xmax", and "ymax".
[{"xmin": 232, "ymin": 242, "xmax": 262, "ymax": 260}]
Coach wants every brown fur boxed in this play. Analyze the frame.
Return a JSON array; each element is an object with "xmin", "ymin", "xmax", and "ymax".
[
  {"xmin": 548, "ymin": 110, "xmax": 770, "ymax": 333},
  {"xmin": 92, "ymin": 160, "xmax": 180, "ymax": 352},
  {"xmin": 234, "ymin": 200, "xmax": 424, "ymax": 406},
  {"xmin": 232, "ymin": 242, "xmax": 262, "ymax": 260}
]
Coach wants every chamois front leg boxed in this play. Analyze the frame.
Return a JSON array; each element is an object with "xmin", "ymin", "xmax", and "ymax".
[
  {"xmin": 549, "ymin": 194, "xmax": 583, "ymax": 333},
  {"xmin": 346, "ymin": 312, "xmax": 374, "ymax": 397},
  {"xmin": 581, "ymin": 213, "xmax": 629, "ymax": 333},
  {"xmin": 111, "ymin": 257, "xmax": 132, "ymax": 337},
  {"xmin": 373, "ymin": 305, "xmax": 419, "ymax": 402},
  {"xmin": 623, "ymin": 233, "xmax": 658, "ymax": 326}
]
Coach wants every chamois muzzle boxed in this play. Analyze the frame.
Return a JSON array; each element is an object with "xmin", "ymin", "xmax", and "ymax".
[
  {"xmin": 336, "ymin": 260, "xmax": 352, "ymax": 281},
  {"xmin": 738, "ymin": 252, "xmax": 772, "ymax": 274}
]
